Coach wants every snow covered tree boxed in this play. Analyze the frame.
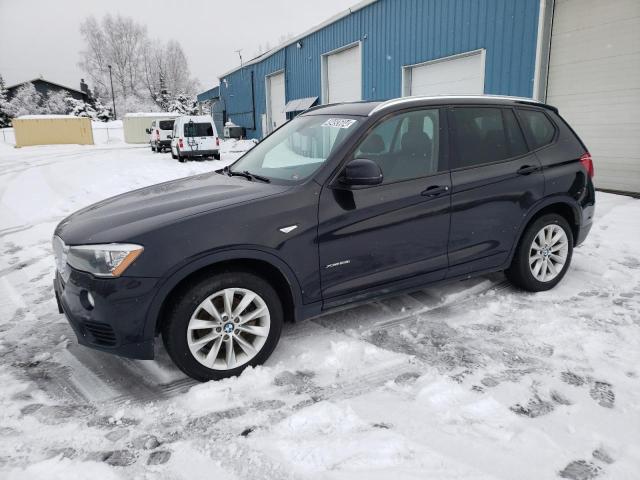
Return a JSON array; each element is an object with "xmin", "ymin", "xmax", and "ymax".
[
  {"xmin": 0, "ymin": 74, "xmax": 10, "ymax": 127},
  {"xmin": 65, "ymin": 97, "xmax": 98, "ymax": 119},
  {"xmin": 167, "ymin": 93, "xmax": 198, "ymax": 115},
  {"xmin": 93, "ymin": 97, "xmax": 113, "ymax": 122},
  {"xmin": 4, "ymin": 83, "xmax": 43, "ymax": 117},
  {"xmin": 43, "ymin": 91, "xmax": 71, "ymax": 115}
]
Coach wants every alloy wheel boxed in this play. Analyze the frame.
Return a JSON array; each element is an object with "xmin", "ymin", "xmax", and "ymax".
[
  {"xmin": 529, "ymin": 224, "xmax": 569, "ymax": 282},
  {"xmin": 187, "ymin": 288, "xmax": 270, "ymax": 370}
]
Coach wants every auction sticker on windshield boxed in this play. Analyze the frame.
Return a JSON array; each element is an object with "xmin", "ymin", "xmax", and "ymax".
[{"xmin": 322, "ymin": 118, "xmax": 357, "ymax": 129}]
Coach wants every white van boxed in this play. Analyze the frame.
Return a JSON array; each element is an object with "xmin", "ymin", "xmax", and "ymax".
[
  {"xmin": 170, "ymin": 115, "xmax": 220, "ymax": 161},
  {"xmin": 146, "ymin": 118, "xmax": 175, "ymax": 152}
]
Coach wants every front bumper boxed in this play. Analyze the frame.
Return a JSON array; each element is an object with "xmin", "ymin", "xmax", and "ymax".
[{"xmin": 54, "ymin": 268, "xmax": 159, "ymax": 359}]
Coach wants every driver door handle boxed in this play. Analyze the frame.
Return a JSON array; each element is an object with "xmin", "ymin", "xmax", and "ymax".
[
  {"xmin": 517, "ymin": 165, "xmax": 540, "ymax": 175},
  {"xmin": 421, "ymin": 185, "xmax": 450, "ymax": 197}
]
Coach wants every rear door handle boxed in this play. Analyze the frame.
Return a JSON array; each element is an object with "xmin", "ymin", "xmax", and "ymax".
[
  {"xmin": 421, "ymin": 185, "xmax": 450, "ymax": 197},
  {"xmin": 517, "ymin": 165, "xmax": 540, "ymax": 175}
]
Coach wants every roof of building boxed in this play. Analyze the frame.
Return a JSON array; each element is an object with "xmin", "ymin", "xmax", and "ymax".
[
  {"xmin": 7, "ymin": 78, "xmax": 86, "ymax": 96},
  {"xmin": 218, "ymin": 0, "xmax": 379, "ymax": 79},
  {"xmin": 123, "ymin": 112, "xmax": 181, "ymax": 118},
  {"xmin": 16, "ymin": 114, "xmax": 77, "ymax": 120},
  {"xmin": 197, "ymin": 86, "xmax": 220, "ymax": 103}
]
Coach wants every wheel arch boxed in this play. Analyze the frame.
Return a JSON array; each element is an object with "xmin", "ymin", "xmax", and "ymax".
[
  {"xmin": 507, "ymin": 196, "xmax": 582, "ymax": 264},
  {"xmin": 145, "ymin": 249, "xmax": 303, "ymax": 340}
]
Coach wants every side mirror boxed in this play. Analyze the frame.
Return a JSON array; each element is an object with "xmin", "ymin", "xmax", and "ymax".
[
  {"xmin": 145, "ymin": 128, "xmax": 151, "ymax": 134},
  {"xmin": 167, "ymin": 135, "xmax": 172, "ymax": 139},
  {"xmin": 339, "ymin": 158, "xmax": 383, "ymax": 187}
]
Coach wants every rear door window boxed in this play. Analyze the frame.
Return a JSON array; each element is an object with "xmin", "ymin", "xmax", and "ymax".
[
  {"xmin": 517, "ymin": 109, "xmax": 556, "ymax": 149},
  {"xmin": 450, "ymin": 107, "xmax": 527, "ymax": 168},
  {"xmin": 184, "ymin": 122, "xmax": 213, "ymax": 137},
  {"xmin": 159, "ymin": 120, "xmax": 174, "ymax": 130}
]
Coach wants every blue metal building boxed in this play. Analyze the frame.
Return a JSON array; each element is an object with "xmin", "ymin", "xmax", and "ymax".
[
  {"xmin": 217, "ymin": 0, "xmax": 544, "ymax": 140},
  {"xmin": 204, "ymin": 0, "xmax": 640, "ymax": 193}
]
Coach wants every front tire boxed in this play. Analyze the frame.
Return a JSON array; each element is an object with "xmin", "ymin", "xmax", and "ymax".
[
  {"xmin": 506, "ymin": 213, "xmax": 573, "ymax": 292},
  {"xmin": 162, "ymin": 271, "xmax": 283, "ymax": 382}
]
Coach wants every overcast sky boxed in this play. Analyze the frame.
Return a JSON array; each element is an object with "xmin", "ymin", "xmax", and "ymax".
[{"xmin": 0, "ymin": 0, "xmax": 350, "ymax": 91}]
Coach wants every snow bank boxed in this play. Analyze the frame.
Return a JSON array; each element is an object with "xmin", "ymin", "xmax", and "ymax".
[{"xmin": 92, "ymin": 120, "xmax": 124, "ymax": 144}]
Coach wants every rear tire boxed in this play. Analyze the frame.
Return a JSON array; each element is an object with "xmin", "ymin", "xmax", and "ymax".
[
  {"xmin": 506, "ymin": 213, "xmax": 573, "ymax": 292},
  {"xmin": 162, "ymin": 271, "xmax": 283, "ymax": 382},
  {"xmin": 213, "ymin": 152, "xmax": 221, "ymax": 160},
  {"xmin": 177, "ymin": 149, "xmax": 185, "ymax": 163}
]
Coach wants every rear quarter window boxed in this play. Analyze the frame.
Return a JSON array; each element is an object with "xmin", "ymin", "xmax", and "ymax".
[
  {"xmin": 518, "ymin": 109, "xmax": 556, "ymax": 149},
  {"xmin": 159, "ymin": 120, "xmax": 174, "ymax": 130}
]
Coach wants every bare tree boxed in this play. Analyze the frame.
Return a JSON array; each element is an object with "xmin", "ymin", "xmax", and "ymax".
[
  {"xmin": 142, "ymin": 40, "xmax": 199, "ymax": 109},
  {"xmin": 80, "ymin": 15, "xmax": 199, "ymax": 116}
]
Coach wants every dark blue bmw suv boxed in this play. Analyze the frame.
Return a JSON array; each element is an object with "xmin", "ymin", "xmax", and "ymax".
[{"xmin": 53, "ymin": 95, "xmax": 595, "ymax": 381}]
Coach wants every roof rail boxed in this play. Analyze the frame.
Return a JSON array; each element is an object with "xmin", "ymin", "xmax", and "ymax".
[{"xmin": 368, "ymin": 94, "xmax": 551, "ymax": 116}]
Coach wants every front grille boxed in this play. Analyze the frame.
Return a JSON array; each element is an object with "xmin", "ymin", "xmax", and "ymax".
[{"xmin": 83, "ymin": 321, "xmax": 117, "ymax": 347}]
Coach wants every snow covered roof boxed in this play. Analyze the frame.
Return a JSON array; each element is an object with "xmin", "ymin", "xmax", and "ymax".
[
  {"xmin": 7, "ymin": 78, "xmax": 86, "ymax": 96},
  {"xmin": 17, "ymin": 114, "xmax": 79, "ymax": 120},
  {"xmin": 123, "ymin": 112, "xmax": 181, "ymax": 118}
]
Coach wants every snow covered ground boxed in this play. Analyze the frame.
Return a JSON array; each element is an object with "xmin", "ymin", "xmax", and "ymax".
[{"xmin": 0, "ymin": 141, "xmax": 639, "ymax": 479}]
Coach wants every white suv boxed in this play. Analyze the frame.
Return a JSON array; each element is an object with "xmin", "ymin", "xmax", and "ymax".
[
  {"xmin": 146, "ymin": 119, "xmax": 175, "ymax": 153},
  {"xmin": 170, "ymin": 115, "xmax": 220, "ymax": 161}
]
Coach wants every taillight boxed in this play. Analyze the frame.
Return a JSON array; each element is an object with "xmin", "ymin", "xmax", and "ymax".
[
  {"xmin": 155, "ymin": 129, "xmax": 159, "ymax": 136},
  {"xmin": 216, "ymin": 136, "xmax": 219, "ymax": 147},
  {"xmin": 179, "ymin": 138, "xmax": 184, "ymax": 148},
  {"xmin": 580, "ymin": 152, "xmax": 594, "ymax": 178}
]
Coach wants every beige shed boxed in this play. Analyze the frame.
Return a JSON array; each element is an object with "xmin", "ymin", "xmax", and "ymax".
[
  {"xmin": 123, "ymin": 113, "xmax": 180, "ymax": 144},
  {"xmin": 12, "ymin": 115, "xmax": 94, "ymax": 147}
]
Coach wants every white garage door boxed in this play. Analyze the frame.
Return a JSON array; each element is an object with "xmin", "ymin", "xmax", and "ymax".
[
  {"xmin": 404, "ymin": 50, "xmax": 485, "ymax": 96},
  {"xmin": 547, "ymin": 0, "xmax": 640, "ymax": 193},
  {"xmin": 324, "ymin": 45, "xmax": 362, "ymax": 103},
  {"xmin": 266, "ymin": 71, "xmax": 286, "ymax": 134}
]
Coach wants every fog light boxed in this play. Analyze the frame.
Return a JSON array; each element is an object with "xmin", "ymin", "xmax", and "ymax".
[{"xmin": 80, "ymin": 290, "xmax": 95, "ymax": 310}]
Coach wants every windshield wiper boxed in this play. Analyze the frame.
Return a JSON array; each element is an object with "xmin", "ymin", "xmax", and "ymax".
[
  {"xmin": 223, "ymin": 166, "xmax": 270, "ymax": 183},
  {"xmin": 243, "ymin": 171, "xmax": 271, "ymax": 183}
]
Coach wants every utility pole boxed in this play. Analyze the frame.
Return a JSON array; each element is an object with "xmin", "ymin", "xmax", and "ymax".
[
  {"xmin": 107, "ymin": 65, "xmax": 117, "ymax": 119},
  {"xmin": 235, "ymin": 49, "xmax": 243, "ymax": 78}
]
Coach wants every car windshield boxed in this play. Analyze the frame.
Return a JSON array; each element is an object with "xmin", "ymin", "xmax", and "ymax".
[
  {"xmin": 159, "ymin": 120, "xmax": 174, "ymax": 130},
  {"xmin": 229, "ymin": 115, "xmax": 361, "ymax": 182},
  {"xmin": 184, "ymin": 122, "xmax": 213, "ymax": 137}
]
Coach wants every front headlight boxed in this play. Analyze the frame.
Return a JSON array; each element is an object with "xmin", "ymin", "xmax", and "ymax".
[{"xmin": 66, "ymin": 244, "xmax": 144, "ymax": 277}]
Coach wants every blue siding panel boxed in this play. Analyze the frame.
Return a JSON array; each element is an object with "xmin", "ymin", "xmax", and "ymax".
[{"xmin": 220, "ymin": 0, "xmax": 540, "ymax": 139}]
